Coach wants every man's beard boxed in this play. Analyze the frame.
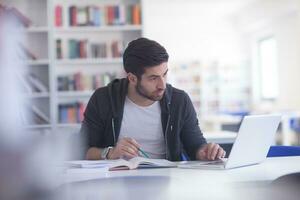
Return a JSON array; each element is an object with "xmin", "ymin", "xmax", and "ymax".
[{"xmin": 135, "ymin": 81, "xmax": 165, "ymax": 101}]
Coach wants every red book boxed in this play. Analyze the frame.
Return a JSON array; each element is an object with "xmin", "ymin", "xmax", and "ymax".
[
  {"xmin": 55, "ymin": 5, "xmax": 63, "ymax": 27},
  {"xmin": 107, "ymin": 6, "xmax": 114, "ymax": 25},
  {"xmin": 79, "ymin": 40, "xmax": 87, "ymax": 58}
]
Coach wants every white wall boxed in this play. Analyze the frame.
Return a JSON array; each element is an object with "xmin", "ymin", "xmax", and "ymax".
[
  {"xmin": 142, "ymin": 0, "xmax": 300, "ymax": 111},
  {"xmin": 141, "ymin": 0, "xmax": 248, "ymax": 64},
  {"xmin": 235, "ymin": 0, "xmax": 300, "ymax": 111}
]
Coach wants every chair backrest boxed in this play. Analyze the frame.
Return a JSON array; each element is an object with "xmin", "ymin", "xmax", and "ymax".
[
  {"xmin": 271, "ymin": 172, "xmax": 300, "ymax": 199},
  {"xmin": 267, "ymin": 145, "xmax": 300, "ymax": 157}
]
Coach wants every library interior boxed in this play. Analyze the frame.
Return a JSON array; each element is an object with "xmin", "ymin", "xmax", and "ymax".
[{"xmin": 0, "ymin": 0, "xmax": 300, "ymax": 200}]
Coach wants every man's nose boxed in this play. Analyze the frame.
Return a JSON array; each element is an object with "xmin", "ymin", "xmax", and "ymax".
[{"xmin": 157, "ymin": 77, "xmax": 166, "ymax": 89}]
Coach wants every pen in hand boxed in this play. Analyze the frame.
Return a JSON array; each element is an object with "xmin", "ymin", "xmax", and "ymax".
[{"xmin": 138, "ymin": 148, "xmax": 149, "ymax": 158}]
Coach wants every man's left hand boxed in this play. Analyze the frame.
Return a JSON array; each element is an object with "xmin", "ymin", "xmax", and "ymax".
[{"xmin": 196, "ymin": 143, "xmax": 226, "ymax": 160}]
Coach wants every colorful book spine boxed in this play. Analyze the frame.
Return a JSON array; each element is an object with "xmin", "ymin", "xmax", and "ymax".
[
  {"xmin": 132, "ymin": 4, "xmax": 141, "ymax": 25},
  {"xmin": 60, "ymin": 38, "xmax": 123, "ymax": 59},
  {"xmin": 69, "ymin": 6, "xmax": 77, "ymax": 26},
  {"xmin": 56, "ymin": 39, "xmax": 62, "ymax": 59},
  {"xmin": 126, "ymin": 5, "xmax": 133, "ymax": 25},
  {"xmin": 55, "ymin": 5, "xmax": 63, "ymax": 27},
  {"xmin": 119, "ymin": 5, "xmax": 126, "ymax": 25},
  {"xmin": 65, "ymin": 4, "xmax": 141, "ymax": 27},
  {"xmin": 79, "ymin": 40, "xmax": 87, "ymax": 58},
  {"xmin": 77, "ymin": 6, "xmax": 88, "ymax": 26},
  {"xmin": 57, "ymin": 72, "xmax": 117, "ymax": 92},
  {"xmin": 58, "ymin": 102, "xmax": 87, "ymax": 123}
]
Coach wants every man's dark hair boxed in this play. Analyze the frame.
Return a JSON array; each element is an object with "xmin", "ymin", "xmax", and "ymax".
[{"xmin": 123, "ymin": 37, "xmax": 169, "ymax": 78}]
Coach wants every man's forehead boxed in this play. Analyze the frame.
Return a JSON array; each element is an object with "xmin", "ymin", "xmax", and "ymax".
[{"xmin": 143, "ymin": 62, "xmax": 168, "ymax": 76}]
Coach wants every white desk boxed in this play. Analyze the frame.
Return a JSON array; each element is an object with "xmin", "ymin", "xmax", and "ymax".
[{"xmin": 60, "ymin": 156, "xmax": 300, "ymax": 200}]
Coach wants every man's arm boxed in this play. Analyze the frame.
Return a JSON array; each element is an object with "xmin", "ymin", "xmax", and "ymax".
[
  {"xmin": 81, "ymin": 92, "xmax": 107, "ymax": 160},
  {"xmin": 180, "ymin": 92, "xmax": 207, "ymax": 159},
  {"xmin": 180, "ymin": 92, "xmax": 225, "ymax": 160},
  {"xmin": 86, "ymin": 138, "xmax": 141, "ymax": 160},
  {"xmin": 82, "ymin": 95, "xmax": 141, "ymax": 160},
  {"xmin": 86, "ymin": 147, "xmax": 102, "ymax": 160}
]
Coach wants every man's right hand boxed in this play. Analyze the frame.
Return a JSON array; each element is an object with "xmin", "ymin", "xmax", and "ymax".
[{"xmin": 107, "ymin": 137, "xmax": 140, "ymax": 159}]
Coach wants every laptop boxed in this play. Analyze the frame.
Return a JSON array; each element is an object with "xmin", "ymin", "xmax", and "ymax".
[{"xmin": 178, "ymin": 114, "xmax": 281, "ymax": 170}]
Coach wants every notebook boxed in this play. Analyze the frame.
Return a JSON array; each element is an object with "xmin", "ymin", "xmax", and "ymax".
[
  {"xmin": 108, "ymin": 157, "xmax": 177, "ymax": 171},
  {"xmin": 178, "ymin": 114, "xmax": 281, "ymax": 170}
]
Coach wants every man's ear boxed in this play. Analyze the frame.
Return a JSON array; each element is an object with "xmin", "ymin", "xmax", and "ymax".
[{"xmin": 127, "ymin": 73, "xmax": 138, "ymax": 85}]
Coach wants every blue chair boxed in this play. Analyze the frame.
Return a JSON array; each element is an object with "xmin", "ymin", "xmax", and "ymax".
[{"xmin": 267, "ymin": 145, "xmax": 300, "ymax": 157}]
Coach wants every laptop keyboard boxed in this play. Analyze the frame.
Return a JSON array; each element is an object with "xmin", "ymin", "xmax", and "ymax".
[{"xmin": 204, "ymin": 160, "xmax": 225, "ymax": 165}]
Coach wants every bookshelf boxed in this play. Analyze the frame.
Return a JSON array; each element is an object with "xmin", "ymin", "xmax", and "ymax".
[
  {"xmin": 52, "ymin": 0, "xmax": 142, "ymax": 129},
  {"xmin": 3, "ymin": 0, "xmax": 143, "ymax": 132},
  {"xmin": 170, "ymin": 61, "xmax": 251, "ymax": 122}
]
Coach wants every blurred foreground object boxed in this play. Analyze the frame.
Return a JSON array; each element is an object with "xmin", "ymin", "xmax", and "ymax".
[{"xmin": 0, "ymin": 6, "xmax": 66, "ymax": 200}]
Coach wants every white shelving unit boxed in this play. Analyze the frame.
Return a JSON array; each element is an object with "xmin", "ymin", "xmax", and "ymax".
[
  {"xmin": 54, "ymin": 58, "xmax": 123, "ymax": 65},
  {"xmin": 57, "ymin": 91, "xmax": 94, "ymax": 98},
  {"xmin": 4, "ymin": 0, "xmax": 143, "ymax": 132},
  {"xmin": 54, "ymin": 25, "xmax": 142, "ymax": 32},
  {"xmin": 52, "ymin": 0, "xmax": 142, "ymax": 130},
  {"xmin": 26, "ymin": 59, "xmax": 50, "ymax": 66},
  {"xmin": 170, "ymin": 61, "xmax": 251, "ymax": 123}
]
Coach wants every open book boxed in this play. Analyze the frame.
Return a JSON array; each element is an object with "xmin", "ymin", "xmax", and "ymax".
[
  {"xmin": 65, "ymin": 160, "xmax": 112, "ymax": 168},
  {"xmin": 109, "ymin": 157, "xmax": 177, "ymax": 171}
]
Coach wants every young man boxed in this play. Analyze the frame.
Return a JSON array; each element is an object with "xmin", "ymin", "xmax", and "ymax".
[{"xmin": 81, "ymin": 38, "xmax": 225, "ymax": 161}]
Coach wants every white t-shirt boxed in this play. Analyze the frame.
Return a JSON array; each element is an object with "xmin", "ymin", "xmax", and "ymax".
[{"xmin": 118, "ymin": 97, "xmax": 166, "ymax": 159}]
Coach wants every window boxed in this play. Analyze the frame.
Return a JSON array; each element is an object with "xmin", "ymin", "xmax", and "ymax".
[{"xmin": 258, "ymin": 37, "xmax": 279, "ymax": 100}]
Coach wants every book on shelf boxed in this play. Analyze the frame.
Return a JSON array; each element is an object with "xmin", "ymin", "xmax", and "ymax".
[
  {"xmin": 77, "ymin": 6, "xmax": 88, "ymax": 26},
  {"xmin": 58, "ymin": 38, "xmax": 124, "ymax": 59},
  {"xmin": 68, "ymin": 39, "xmax": 88, "ymax": 59},
  {"xmin": 132, "ymin": 4, "xmax": 141, "ymax": 25},
  {"xmin": 55, "ymin": 5, "xmax": 63, "ymax": 27},
  {"xmin": 90, "ymin": 42, "xmax": 107, "ymax": 58},
  {"xmin": 66, "ymin": 4, "xmax": 141, "ymax": 27},
  {"xmin": 79, "ymin": 40, "xmax": 88, "ymax": 58},
  {"xmin": 0, "ymin": 4, "xmax": 32, "ymax": 27},
  {"xmin": 57, "ymin": 72, "xmax": 116, "ymax": 91},
  {"xmin": 56, "ymin": 39, "xmax": 62, "ymax": 59},
  {"xmin": 69, "ymin": 5, "xmax": 77, "ymax": 26},
  {"xmin": 58, "ymin": 102, "xmax": 86, "ymax": 124},
  {"xmin": 111, "ymin": 40, "xmax": 122, "ymax": 58},
  {"xmin": 109, "ymin": 157, "xmax": 177, "ymax": 171}
]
